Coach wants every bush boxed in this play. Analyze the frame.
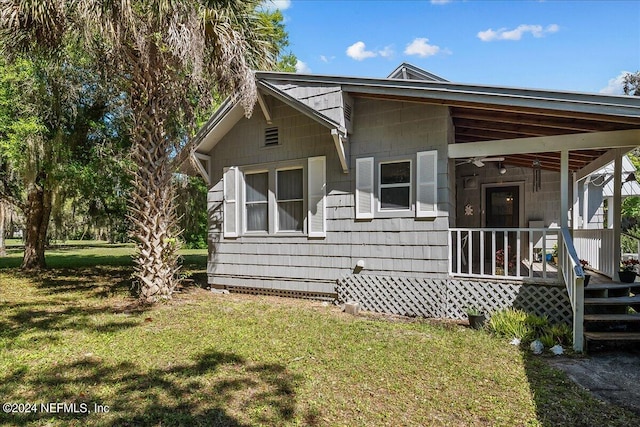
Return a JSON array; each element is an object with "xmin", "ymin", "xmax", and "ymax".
[
  {"xmin": 488, "ymin": 308, "xmax": 572, "ymax": 348},
  {"xmin": 488, "ymin": 308, "xmax": 533, "ymax": 342}
]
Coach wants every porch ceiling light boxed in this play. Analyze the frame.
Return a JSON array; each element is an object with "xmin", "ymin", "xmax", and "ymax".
[{"xmin": 498, "ymin": 162, "xmax": 507, "ymax": 175}]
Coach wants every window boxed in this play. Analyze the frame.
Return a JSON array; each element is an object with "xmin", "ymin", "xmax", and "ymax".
[
  {"xmin": 379, "ymin": 161, "xmax": 411, "ymax": 210},
  {"xmin": 277, "ymin": 169, "xmax": 304, "ymax": 231},
  {"xmin": 223, "ymin": 157, "xmax": 326, "ymax": 238},
  {"xmin": 355, "ymin": 151, "xmax": 437, "ymax": 220},
  {"xmin": 245, "ymin": 172, "xmax": 268, "ymax": 232}
]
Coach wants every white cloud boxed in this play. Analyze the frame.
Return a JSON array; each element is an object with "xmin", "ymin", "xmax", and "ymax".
[
  {"xmin": 295, "ymin": 60, "xmax": 311, "ymax": 73},
  {"xmin": 346, "ymin": 41, "xmax": 377, "ymax": 61},
  {"xmin": 404, "ymin": 38, "xmax": 441, "ymax": 57},
  {"xmin": 378, "ymin": 45, "xmax": 395, "ymax": 58},
  {"xmin": 260, "ymin": 0, "xmax": 291, "ymax": 11},
  {"xmin": 320, "ymin": 55, "xmax": 335, "ymax": 63},
  {"xmin": 600, "ymin": 71, "xmax": 630, "ymax": 95},
  {"xmin": 431, "ymin": 0, "xmax": 452, "ymax": 4},
  {"xmin": 477, "ymin": 24, "xmax": 559, "ymax": 42}
]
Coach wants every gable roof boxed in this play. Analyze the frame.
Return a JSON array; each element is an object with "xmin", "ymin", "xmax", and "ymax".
[
  {"xmin": 387, "ymin": 62, "xmax": 448, "ymax": 82},
  {"xmin": 193, "ymin": 64, "xmax": 640, "ymax": 173}
]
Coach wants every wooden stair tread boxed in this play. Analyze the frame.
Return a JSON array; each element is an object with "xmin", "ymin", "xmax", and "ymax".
[
  {"xmin": 584, "ymin": 295, "xmax": 640, "ymax": 305},
  {"xmin": 585, "ymin": 283, "xmax": 640, "ymax": 291},
  {"xmin": 584, "ymin": 331, "xmax": 640, "ymax": 341},
  {"xmin": 584, "ymin": 314, "xmax": 640, "ymax": 322}
]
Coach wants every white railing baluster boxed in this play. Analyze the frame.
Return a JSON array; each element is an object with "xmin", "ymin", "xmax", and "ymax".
[
  {"xmin": 449, "ymin": 227, "xmax": 564, "ymax": 281},
  {"xmin": 542, "ymin": 229, "xmax": 547, "ymax": 279},
  {"xmin": 503, "ymin": 232, "xmax": 509, "ymax": 277},
  {"xmin": 456, "ymin": 229, "xmax": 462, "ymax": 275},
  {"xmin": 516, "ymin": 231, "xmax": 521, "ymax": 277},
  {"xmin": 491, "ymin": 231, "xmax": 496, "ymax": 275},
  {"xmin": 528, "ymin": 229, "xmax": 534, "ymax": 278},
  {"xmin": 480, "ymin": 230, "xmax": 485, "ymax": 276}
]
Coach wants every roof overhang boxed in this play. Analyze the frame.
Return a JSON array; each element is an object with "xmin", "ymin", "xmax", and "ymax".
[{"xmin": 194, "ymin": 70, "xmax": 640, "ymax": 175}]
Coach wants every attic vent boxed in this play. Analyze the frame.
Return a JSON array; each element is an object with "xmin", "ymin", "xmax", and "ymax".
[
  {"xmin": 344, "ymin": 103, "xmax": 352, "ymax": 122},
  {"xmin": 265, "ymin": 127, "xmax": 279, "ymax": 146}
]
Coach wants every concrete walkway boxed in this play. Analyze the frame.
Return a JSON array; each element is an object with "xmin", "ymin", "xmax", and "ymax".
[{"xmin": 548, "ymin": 351, "xmax": 640, "ymax": 414}]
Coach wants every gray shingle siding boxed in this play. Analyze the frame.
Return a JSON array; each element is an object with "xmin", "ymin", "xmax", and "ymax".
[{"xmin": 206, "ymin": 96, "xmax": 451, "ymax": 293}]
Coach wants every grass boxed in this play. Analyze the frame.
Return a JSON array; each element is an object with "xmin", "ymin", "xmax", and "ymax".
[{"xmin": 1, "ymin": 245, "xmax": 639, "ymax": 426}]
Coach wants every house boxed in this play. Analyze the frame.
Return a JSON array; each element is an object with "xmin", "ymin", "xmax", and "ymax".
[{"xmin": 192, "ymin": 63, "xmax": 640, "ymax": 351}]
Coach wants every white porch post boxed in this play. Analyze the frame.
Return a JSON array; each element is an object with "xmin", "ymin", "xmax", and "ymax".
[
  {"xmin": 613, "ymin": 149, "xmax": 623, "ymax": 280},
  {"xmin": 560, "ymin": 150, "xmax": 569, "ymax": 270},
  {"xmin": 561, "ymin": 150, "xmax": 569, "ymax": 229},
  {"xmin": 572, "ymin": 172, "xmax": 580, "ymax": 229},
  {"xmin": 607, "ymin": 197, "xmax": 614, "ymax": 229},
  {"xmin": 582, "ymin": 178, "xmax": 590, "ymax": 229}
]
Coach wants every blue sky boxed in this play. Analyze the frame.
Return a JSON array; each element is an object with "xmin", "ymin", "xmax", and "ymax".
[{"xmin": 263, "ymin": 0, "xmax": 640, "ymax": 95}]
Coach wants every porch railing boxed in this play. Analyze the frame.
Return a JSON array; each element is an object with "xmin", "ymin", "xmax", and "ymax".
[
  {"xmin": 559, "ymin": 228, "xmax": 585, "ymax": 352},
  {"xmin": 449, "ymin": 227, "xmax": 560, "ymax": 280},
  {"xmin": 573, "ymin": 229, "xmax": 614, "ymax": 278},
  {"xmin": 622, "ymin": 231, "xmax": 640, "ymax": 262}
]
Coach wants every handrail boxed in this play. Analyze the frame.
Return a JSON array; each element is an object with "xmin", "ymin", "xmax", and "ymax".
[{"xmin": 560, "ymin": 227, "xmax": 584, "ymax": 352}]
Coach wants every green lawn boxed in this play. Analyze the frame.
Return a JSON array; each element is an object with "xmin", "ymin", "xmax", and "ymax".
[{"xmin": 0, "ymin": 245, "xmax": 638, "ymax": 426}]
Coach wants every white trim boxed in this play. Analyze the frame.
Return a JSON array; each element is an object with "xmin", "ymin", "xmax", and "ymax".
[
  {"xmin": 331, "ymin": 129, "xmax": 349, "ymax": 173},
  {"xmin": 480, "ymin": 182, "xmax": 525, "ymax": 228},
  {"xmin": 193, "ymin": 152, "xmax": 211, "ymax": 184},
  {"xmin": 378, "ymin": 159, "xmax": 412, "ymax": 213},
  {"xmin": 275, "ymin": 167, "xmax": 305, "ymax": 233},
  {"xmin": 242, "ymin": 170, "xmax": 269, "ymax": 234},
  {"xmin": 448, "ymin": 129, "xmax": 640, "ymax": 159},
  {"xmin": 257, "ymin": 91, "xmax": 272, "ymax": 124}
]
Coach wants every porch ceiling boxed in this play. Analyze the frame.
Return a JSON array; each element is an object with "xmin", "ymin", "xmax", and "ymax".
[
  {"xmin": 351, "ymin": 91, "xmax": 640, "ymax": 173},
  {"xmin": 451, "ymin": 107, "xmax": 640, "ymax": 172}
]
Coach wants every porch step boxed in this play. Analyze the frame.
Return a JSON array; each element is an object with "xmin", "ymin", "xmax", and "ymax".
[
  {"xmin": 585, "ymin": 283, "xmax": 640, "ymax": 291},
  {"xmin": 584, "ymin": 314, "xmax": 640, "ymax": 322},
  {"xmin": 584, "ymin": 331, "xmax": 640, "ymax": 342},
  {"xmin": 584, "ymin": 295, "xmax": 640, "ymax": 305}
]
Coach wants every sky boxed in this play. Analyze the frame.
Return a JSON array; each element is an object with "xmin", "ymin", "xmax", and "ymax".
[{"xmin": 262, "ymin": 0, "xmax": 640, "ymax": 95}]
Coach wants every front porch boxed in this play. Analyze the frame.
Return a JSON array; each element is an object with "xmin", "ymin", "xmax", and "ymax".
[{"xmin": 448, "ymin": 128, "xmax": 640, "ymax": 351}]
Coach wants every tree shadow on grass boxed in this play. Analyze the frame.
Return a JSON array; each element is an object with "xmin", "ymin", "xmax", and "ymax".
[
  {"xmin": 522, "ymin": 353, "xmax": 640, "ymax": 426},
  {"xmin": 0, "ymin": 268, "xmax": 149, "ymax": 345},
  {"xmin": 0, "ymin": 350, "xmax": 301, "ymax": 426}
]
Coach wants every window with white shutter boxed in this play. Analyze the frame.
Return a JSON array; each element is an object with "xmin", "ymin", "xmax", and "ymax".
[{"xmin": 223, "ymin": 157, "xmax": 325, "ymax": 237}]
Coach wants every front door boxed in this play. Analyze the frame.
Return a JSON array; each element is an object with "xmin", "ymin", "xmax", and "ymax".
[
  {"xmin": 484, "ymin": 185, "xmax": 521, "ymax": 270},
  {"xmin": 485, "ymin": 186, "xmax": 519, "ymax": 228}
]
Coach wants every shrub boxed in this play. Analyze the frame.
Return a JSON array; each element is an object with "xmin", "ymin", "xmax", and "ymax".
[
  {"xmin": 488, "ymin": 308, "xmax": 572, "ymax": 348},
  {"xmin": 488, "ymin": 308, "xmax": 533, "ymax": 342}
]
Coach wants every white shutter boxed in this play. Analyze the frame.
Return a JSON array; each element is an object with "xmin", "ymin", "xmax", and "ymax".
[
  {"xmin": 416, "ymin": 150, "xmax": 438, "ymax": 218},
  {"xmin": 307, "ymin": 156, "xmax": 326, "ymax": 238},
  {"xmin": 223, "ymin": 166, "xmax": 239, "ymax": 238},
  {"xmin": 355, "ymin": 157, "xmax": 374, "ymax": 219}
]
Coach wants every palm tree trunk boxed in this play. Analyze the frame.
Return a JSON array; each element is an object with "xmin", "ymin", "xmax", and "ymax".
[{"xmin": 128, "ymin": 70, "xmax": 180, "ymax": 302}]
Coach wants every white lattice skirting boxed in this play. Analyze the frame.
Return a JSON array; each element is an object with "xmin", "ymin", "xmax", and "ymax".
[{"xmin": 337, "ymin": 275, "xmax": 572, "ymax": 324}]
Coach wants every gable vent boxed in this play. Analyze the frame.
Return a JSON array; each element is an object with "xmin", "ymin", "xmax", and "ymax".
[
  {"xmin": 265, "ymin": 127, "xmax": 279, "ymax": 146},
  {"xmin": 344, "ymin": 103, "xmax": 352, "ymax": 122}
]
